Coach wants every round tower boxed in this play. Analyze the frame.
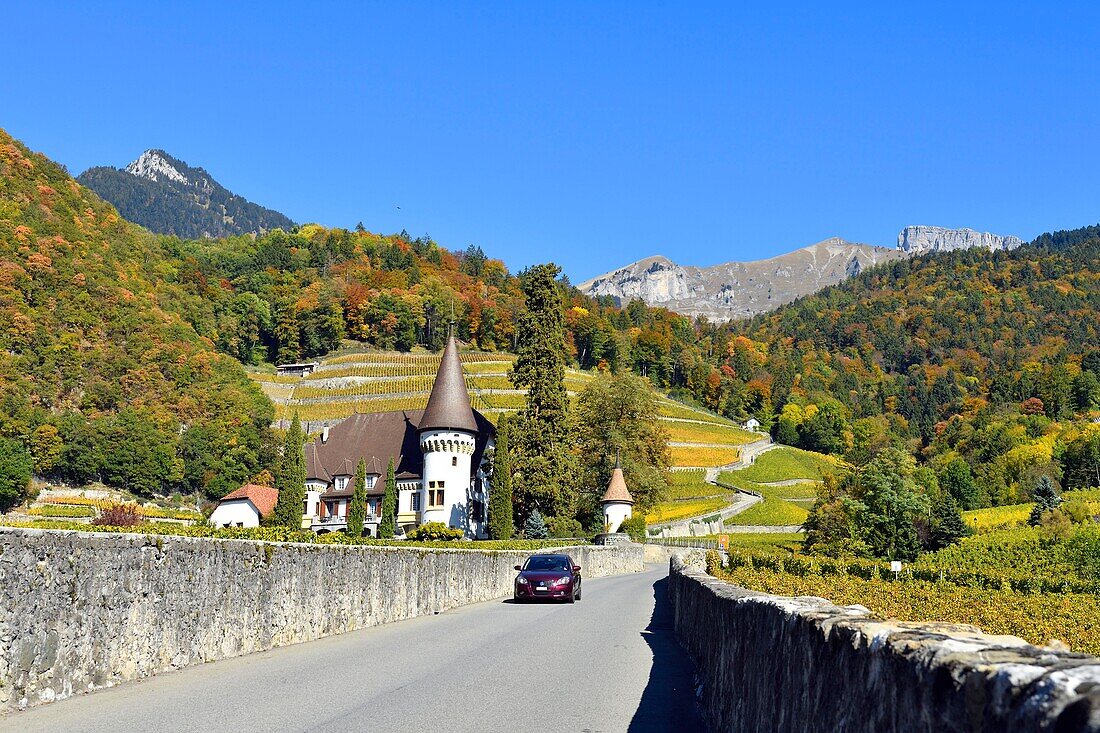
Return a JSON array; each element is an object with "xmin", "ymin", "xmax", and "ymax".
[
  {"xmin": 418, "ymin": 333, "xmax": 480, "ymax": 532},
  {"xmin": 601, "ymin": 456, "xmax": 635, "ymax": 533}
]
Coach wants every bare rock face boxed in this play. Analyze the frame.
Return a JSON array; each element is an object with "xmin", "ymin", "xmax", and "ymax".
[
  {"xmin": 897, "ymin": 225, "xmax": 1024, "ymax": 255},
  {"xmin": 578, "ymin": 239, "xmax": 903, "ymax": 322},
  {"xmin": 581, "ymin": 226, "xmax": 1027, "ymax": 322}
]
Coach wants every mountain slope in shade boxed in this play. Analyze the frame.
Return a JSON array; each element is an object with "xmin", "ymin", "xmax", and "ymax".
[
  {"xmin": 77, "ymin": 150, "xmax": 296, "ymax": 239},
  {"xmin": 579, "ymin": 238, "xmax": 903, "ymax": 321}
]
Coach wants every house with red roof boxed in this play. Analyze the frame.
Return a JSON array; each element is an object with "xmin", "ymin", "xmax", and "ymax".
[{"xmin": 210, "ymin": 484, "xmax": 280, "ymax": 528}]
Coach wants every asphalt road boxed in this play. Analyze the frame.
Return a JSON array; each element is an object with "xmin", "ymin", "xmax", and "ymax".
[{"xmin": 4, "ymin": 566, "xmax": 704, "ymax": 733}]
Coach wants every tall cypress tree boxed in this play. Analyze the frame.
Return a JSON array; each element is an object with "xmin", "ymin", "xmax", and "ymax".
[
  {"xmin": 272, "ymin": 414, "xmax": 307, "ymax": 528},
  {"xmin": 509, "ymin": 263, "xmax": 575, "ymax": 522},
  {"xmin": 487, "ymin": 424, "xmax": 515, "ymax": 540},
  {"xmin": 346, "ymin": 458, "xmax": 367, "ymax": 537},
  {"xmin": 379, "ymin": 457, "xmax": 397, "ymax": 539}
]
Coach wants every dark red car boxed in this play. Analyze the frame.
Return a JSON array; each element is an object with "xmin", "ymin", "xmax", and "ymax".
[{"xmin": 513, "ymin": 553, "xmax": 582, "ymax": 603}]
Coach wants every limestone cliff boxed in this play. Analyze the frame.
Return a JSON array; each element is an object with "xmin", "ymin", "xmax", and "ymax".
[{"xmin": 897, "ymin": 225, "xmax": 1024, "ymax": 255}]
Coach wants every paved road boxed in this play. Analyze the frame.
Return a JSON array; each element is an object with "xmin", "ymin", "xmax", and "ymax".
[{"xmin": 4, "ymin": 567, "xmax": 703, "ymax": 733}]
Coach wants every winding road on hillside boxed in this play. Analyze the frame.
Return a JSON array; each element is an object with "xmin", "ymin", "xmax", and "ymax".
[{"xmin": 4, "ymin": 567, "xmax": 703, "ymax": 733}]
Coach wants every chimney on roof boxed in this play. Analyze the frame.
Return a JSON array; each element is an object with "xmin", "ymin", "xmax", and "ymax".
[{"xmin": 322, "ymin": 426, "xmax": 330, "ymax": 444}]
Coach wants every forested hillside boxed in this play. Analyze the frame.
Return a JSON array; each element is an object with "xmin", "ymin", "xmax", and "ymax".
[
  {"xmin": 0, "ymin": 129, "xmax": 273, "ymax": 506},
  {"xmin": 697, "ymin": 233, "xmax": 1100, "ymax": 509}
]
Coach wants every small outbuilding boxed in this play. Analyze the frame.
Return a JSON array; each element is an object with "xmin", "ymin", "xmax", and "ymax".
[
  {"xmin": 743, "ymin": 417, "xmax": 761, "ymax": 432},
  {"xmin": 601, "ymin": 458, "xmax": 634, "ymax": 533},
  {"xmin": 276, "ymin": 361, "xmax": 320, "ymax": 377},
  {"xmin": 210, "ymin": 484, "xmax": 279, "ymax": 528}
]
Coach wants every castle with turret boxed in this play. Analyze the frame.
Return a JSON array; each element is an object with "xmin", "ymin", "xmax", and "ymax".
[{"xmin": 300, "ymin": 335, "xmax": 495, "ymax": 538}]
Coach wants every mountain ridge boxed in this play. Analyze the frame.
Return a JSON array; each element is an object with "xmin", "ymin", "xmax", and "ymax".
[
  {"xmin": 77, "ymin": 149, "xmax": 296, "ymax": 239},
  {"xmin": 581, "ymin": 226, "xmax": 1024, "ymax": 321}
]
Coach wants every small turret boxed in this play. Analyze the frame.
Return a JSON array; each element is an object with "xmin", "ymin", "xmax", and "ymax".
[{"xmin": 601, "ymin": 453, "xmax": 634, "ymax": 533}]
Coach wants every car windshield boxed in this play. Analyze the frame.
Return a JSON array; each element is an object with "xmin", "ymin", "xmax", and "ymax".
[{"xmin": 524, "ymin": 556, "xmax": 570, "ymax": 571}]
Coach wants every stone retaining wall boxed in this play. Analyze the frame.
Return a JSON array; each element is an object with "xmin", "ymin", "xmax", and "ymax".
[
  {"xmin": 668, "ymin": 554, "xmax": 1100, "ymax": 732},
  {"xmin": 0, "ymin": 528, "xmax": 643, "ymax": 713}
]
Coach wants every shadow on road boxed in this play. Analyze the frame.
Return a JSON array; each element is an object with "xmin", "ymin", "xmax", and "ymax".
[{"xmin": 627, "ymin": 577, "xmax": 706, "ymax": 733}]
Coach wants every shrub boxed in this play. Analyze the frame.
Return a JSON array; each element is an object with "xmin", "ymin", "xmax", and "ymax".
[
  {"xmin": 406, "ymin": 522, "xmax": 464, "ymax": 541},
  {"xmin": 93, "ymin": 503, "xmax": 144, "ymax": 527},
  {"xmin": 547, "ymin": 514, "xmax": 583, "ymax": 538},
  {"xmin": 618, "ymin": 515, "xmax": 647, "ymax": 542}
]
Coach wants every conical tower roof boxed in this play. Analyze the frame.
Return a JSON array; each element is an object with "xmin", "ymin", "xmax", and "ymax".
[
  {"xmin": 419, "ymin": 334, "xmax": 479, "ymax": 434},
  {"xmin": 601, "ymin": 456, "xmax": 634, "ymax": 505}
]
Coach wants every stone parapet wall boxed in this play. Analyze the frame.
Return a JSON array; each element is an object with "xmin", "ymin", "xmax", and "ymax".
[
  {"xmin": 0, "ymin": 528, "xmax": 643, "ymax": 713},
  {"xmin": 668, "ymin": 554, "xmax": 1100, "ymax": 732}
]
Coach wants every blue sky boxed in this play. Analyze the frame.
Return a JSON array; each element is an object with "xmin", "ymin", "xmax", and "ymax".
[{"xmin": 3, "ymin": 2, "xmax": 1100, "ymax": 281}]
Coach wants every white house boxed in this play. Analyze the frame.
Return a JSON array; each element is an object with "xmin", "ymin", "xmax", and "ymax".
[
  {"xmin": 601, "ymin": 461, "xmax": 634, "ymax": 533},
  {"xmin": 210, "ymin": 484, "xmax": 279, "ymax": 528},
  {"xmin": 743, "ymin": 417, "xmax": 761, "ymax": 432},
  {"xmin": 301, "ymin": 335, "xmax": 495, "ymax": 539}
]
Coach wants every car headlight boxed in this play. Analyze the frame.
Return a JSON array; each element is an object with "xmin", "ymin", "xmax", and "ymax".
[
  {"xmin": 554, "ymin": 576, "xmax": 572, "ymax": 586},
  {"xmin": 516, "ymin": 576, "xmax": 529, "ymax": 585}
]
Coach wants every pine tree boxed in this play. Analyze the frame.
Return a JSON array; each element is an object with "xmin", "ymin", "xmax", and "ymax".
[
  {"xmin": 1028, "ymin": 475, "xmax": 1063, "ymax": 526},
  {"xmin": 929, "ymin": 493, "xmax": 970, "ymax": 549},
  {"xmin": 524, "ymin": 509, "xmax": 549, "ymax": 539},
  {"xmin": 379, "ymin": 457, "xmax": 397, "ymax": 539},
  {"xmin": 509, "ymin": 263, "xmax": 575, "ymax": 523},
  {"xmin": 272, "ymin": 414, "xmax": 307, "ymax": 528},
  {"xmin": 487, "ymin": 425, "xmax": 515, "ymax": 540},
  {"xmin": 346, "ymin": 458, "xmax": 367, "ymax": 537}
]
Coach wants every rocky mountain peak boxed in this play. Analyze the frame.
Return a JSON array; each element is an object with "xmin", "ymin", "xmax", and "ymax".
[{"xmin": 124, "ymin": 150, "xmax": 190, "ymax": 185}]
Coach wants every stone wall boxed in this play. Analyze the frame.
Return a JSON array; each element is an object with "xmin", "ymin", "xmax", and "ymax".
[
  {"xmin": 668, "ymin": 554, "xmax": 1100, "ymax": 732},
  {"xmin": 0, "ymin": 528, "xmax": 643, "ymax": 713}
]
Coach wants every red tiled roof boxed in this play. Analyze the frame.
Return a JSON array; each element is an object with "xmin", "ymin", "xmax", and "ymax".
[
  {"xmin": 601, "ymin": 468, "xmax": 634, "ymax": 505},
  {"xmin": 219, "ymin": 484, "xmax": 279, "ymax": 518}
]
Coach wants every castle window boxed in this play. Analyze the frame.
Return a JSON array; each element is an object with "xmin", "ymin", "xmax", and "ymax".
[
  {"xmin": 411, "ymin": 493, "xmax": 421, "ymax": 511},
  {"xmin": 438, "ymin": 480, "xmax": 445, "ymax": 488},
  {"xmin": 428, "ymin": 489, "xmax": 445, "ymax": 508},
  {"xmin": 452, "ymin": 456, "xmax": 458, "ymax": 466},
  {"xmin": 429, "ymin": 481, "xmax": 436, "ymax": 488}
]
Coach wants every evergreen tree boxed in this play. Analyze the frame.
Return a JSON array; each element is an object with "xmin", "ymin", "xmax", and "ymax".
[
  {"xmin": 487, "ymin": 423, "xmax": 515, "ymax": 540},
  {"xmin": 524, "ymin": 509, "xmax": 549, "ymax": 539},
  {"xmin": 1028, "ymin": 475, "xmax": 1062, "ymax": 526},
  {"xmin": 509, "ymin": 263, "xmax": 575, "ymax": 523},
  {"xmin": 929, "ymin": 493, "xmax": 970, "ymax": 550},
  {"xmin": 272, "ymin": 414, "xmax": 307, "ymax": 528},
  {"xmin": 346, "ymin": 458, "xmax": 368, "ymax": 537},
  {"xmin": 379, "ymin": 457, "xmax": 397, "ymax": 539}
]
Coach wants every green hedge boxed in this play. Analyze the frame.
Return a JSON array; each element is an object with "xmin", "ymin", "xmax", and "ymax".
[{"xmin": 0, "ymin": 519, "xmax": 588, "ymax": 551}]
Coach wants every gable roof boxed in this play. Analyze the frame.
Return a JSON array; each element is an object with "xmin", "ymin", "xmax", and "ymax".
[
  {"xmin": 219, "ymin": 484, "xmax": 279, "ymax": 518},
  {"xmin": 601, "ymin": 467, "xmax": 634, "ymax": 505},
  {"xmin": 304, "ymin": 409, "xmax": 494, "ymax": 491},
  {"xmin": 419, "ymin": 334, "xmax": 478, "ymax": 434}
]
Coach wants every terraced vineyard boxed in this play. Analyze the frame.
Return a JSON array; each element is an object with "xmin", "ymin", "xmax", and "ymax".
[
  {"xmin": 714, "ymin": 446, "xmax": 843, "ymax": 528},
  {"xmin": 250, "ymin": 347, "xmax": 752, "ymax": 445}
]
